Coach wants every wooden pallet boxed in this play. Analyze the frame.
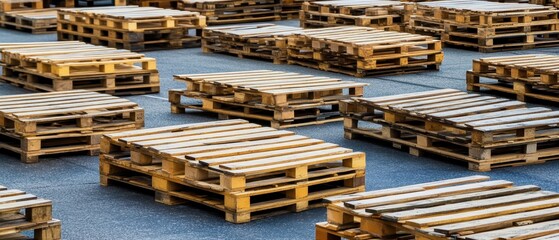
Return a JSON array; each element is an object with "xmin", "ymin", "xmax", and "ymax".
[
  {"xmin": 177, "ymin": 0, "xmax": 282, "ymax": 25},
  {"xmin": 319, "ymin": 176, "xmax": 559, "ymax": 240},
  {"xmin": 410, "ymin": 0, "xmax": 559, "ymax": 52},
  {"xmin": 341, "ymin": 88, "xmax": 559, "ymax": 171},
  {"xmin": 287, "ymin": 26, "xmax": 443, "ymax": 77},
  {"xmin": 467, "ymin": 54, "xmax": 559, "ymax": 103},
  {"xmin": 0, "ymin": 42, "xmax": 160, "ymax": 95},
  {"xmin": 0, "ymin": 9, "xmax": 56, "ymax": 33},
  {"xmin": 0, "ymin": 185, "xmax": 61, "ymax": 240},
  {"xmin": 56, "ymin": 6, "xmax": 206, "ymax": 51},
  {"xmin": 299, "ymin": 0, "xmax": 411, "ymax": 31},
  {"xmin": 171, "ymin": 70, "xmax": 367, "ymax": 128},
  {"xmin": 99, "ymin": 119, "xmax": 366, "ymax": 223},
  {"xmin": 0, "ymin": 0, "xmax": 42, "ymax": 13},
  {"xmin": 202, "ymin": 24, "xmax": 302, "ymax": 64},
  {"xmin": 0, "ymin": 90, "xmax": 144, "ymax": 163}
]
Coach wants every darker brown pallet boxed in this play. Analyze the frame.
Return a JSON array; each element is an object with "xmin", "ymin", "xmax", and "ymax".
[
  {"xmin": 319, "ymin": 176, "xmax": 559, "ymax": 240},
  {"xmin": 341, "ymin": 89, "xmax": 559, "ymax": 171}
]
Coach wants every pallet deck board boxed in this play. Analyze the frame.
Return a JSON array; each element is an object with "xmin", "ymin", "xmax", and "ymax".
[
  {"xmin": 317, "ymin": 176, "xmax": 559, "ymax": 240},
  {"xmin": 100, "ymin": 119, "xmax": 366, "ymax": 223}
]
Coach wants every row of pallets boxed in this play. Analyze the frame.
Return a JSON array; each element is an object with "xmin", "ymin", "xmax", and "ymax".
[
  {"xmin": 99, "ymin": 119, "xmax": 366, "ymax": 223},
  {"xmin": 0, "ymin": 41, "xmax": 160, "ymax": 94},
  {"xmin": 0, "ymin": 185, "xmax": 61, "ymax": 240},
  {"xmin": 169, "ymin": 70, "xmax": 368, "ymax": 128},
  {"xmin": 202, "ymin": 24, "xmax": 444, "ymax": 77},
  {"xmin": 316, "ymin": 175, "xmax": 559, "ymax": 240}
]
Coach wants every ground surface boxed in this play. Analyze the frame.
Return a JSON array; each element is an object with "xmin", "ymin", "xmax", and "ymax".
[{"xmin": 1, "ymin": 20, "xmax": 559, "ymax": 240}]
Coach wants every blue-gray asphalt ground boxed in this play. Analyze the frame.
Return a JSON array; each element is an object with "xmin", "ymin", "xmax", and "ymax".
[{"xmin": 1, "ymin": 20, "xmax": 559, "ymax": 240}]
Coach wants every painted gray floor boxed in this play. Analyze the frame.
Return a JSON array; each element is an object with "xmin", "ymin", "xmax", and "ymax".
[{"xmin": 1, "ymin": 20, "xmax": 559, "ymax": 240}]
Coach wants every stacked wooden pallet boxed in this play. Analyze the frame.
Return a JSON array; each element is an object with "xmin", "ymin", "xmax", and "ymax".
[
  {"xmin": 202, "ymin": 24, "xmax": 302, "ymax": 64},
  {"xmin": 287, "ymin": 26, "xmax": 443, "ymax": 77},
  {"xmin": 170, "ymin": 70, "xmax": 367, "ymax": 128},
  {"xmin": 299, "ymin": 0, "xmax": 412, "ymax": 31},
  {"xmin": 0, "ymin": 185, "xmax": 61, "ymax": 240},
  {"xmin": 177, "ymin": 0, "xmax": 281, "ymax": 25},
  {"xmin": 0, "ymin": 90, "xmax": 144, "ymax": 163},
  {"xmin": 57, "ymin": 6, "xmax": 206, "ymax": 51},
  {"xmin": 100, "ymin": 119, "xmax": 366, "ymax": 223},
  {"xmin": 0, "ymin": 42, "xmax": 160, "ymax": 95},
  {"xmin": 317, "ymin": 176, "xmax": 559, "ymax": 240},
  {"xmin": 409, "ymin": 0, "xmax": 559, "ymax": 52},
  {"xmin": 0, "ymin": 8, "xmax": 57, "ymax": 33},
  {"xmin": 468, "ymin": 55, "xmax": 559, "ymax": 103},
  {"xmin": 44, "ymin": 0, "xmax": 125, "ymax": 7},
  {"xmin": 341, "ymin": 88, "xmax": 559, "ymax": 171}
]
